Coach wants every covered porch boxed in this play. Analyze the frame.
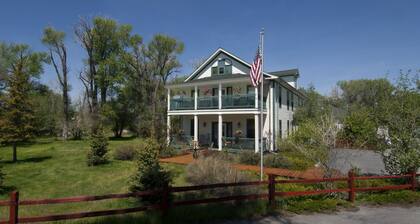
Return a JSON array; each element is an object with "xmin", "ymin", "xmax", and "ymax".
[{"xmin": 167, "ymin": 113, "xmax": 270, "ymax": 152}]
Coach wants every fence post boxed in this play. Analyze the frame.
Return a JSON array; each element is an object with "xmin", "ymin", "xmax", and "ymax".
[
  {"xmin": 347, "ymin": 170, "xmax": 355, "ymax": 203},
  {"xmin": 9, "ymin": 191, "xmax": 19, "ymax": 224},
  {"xmin": 411, "ymin": 170, "xmax": 417, "ymax": 191},
  {"xmin": 160, "ymin": 185, "xmax": 170, "ymax": 216},
  {"xmin": 268, "ymin": 174, "xmax": 276, "ymax": 207}
]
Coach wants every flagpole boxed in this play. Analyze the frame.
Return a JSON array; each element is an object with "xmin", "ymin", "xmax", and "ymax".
[{"xmin": 259, "ymin": 28, "xmax": 264, "ymax": 181}]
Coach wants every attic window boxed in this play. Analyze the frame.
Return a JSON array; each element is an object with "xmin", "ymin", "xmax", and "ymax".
[{"xmin": 211, "ymin": 58, "xmax": 232, "ymax": 75}]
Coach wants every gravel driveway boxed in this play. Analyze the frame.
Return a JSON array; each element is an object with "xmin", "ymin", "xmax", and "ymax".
[
  {"xmin": 329, "ymin": 148, "xmax": 385, "ymax": 174},
  {"xmin": 222, "ymin": 206, "xmax": 420, "ymax": 224}
]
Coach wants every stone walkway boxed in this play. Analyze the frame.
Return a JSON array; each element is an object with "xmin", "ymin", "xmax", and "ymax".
[{"xmin": 160, "ymin": 153, "xmax": 325, "ymax": 179}]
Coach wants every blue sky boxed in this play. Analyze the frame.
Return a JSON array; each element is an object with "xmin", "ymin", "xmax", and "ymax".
[{"xmin": 1, "ymin": 0, "xmax": 419, "ymax": 98}]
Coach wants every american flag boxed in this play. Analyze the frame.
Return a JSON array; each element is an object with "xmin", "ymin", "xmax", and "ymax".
[{"xmin": 249, "ymin": 47, "xmax": 262, "ymax": 87}]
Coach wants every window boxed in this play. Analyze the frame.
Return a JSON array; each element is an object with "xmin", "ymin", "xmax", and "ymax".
[
  {"xmin": 287, "ymin": 120, "xmax": 290, "ymax": 135},
  {"xmin": 278, "ymin": 120, "xmax": 282, "ymax": 138},
  {"xmin": 211, "ymin": 67, "xmax": 218, "ymax": 75},
  {"xmin": 291, "ymin": 94, "xmax": 294, "ymax": 111},
  {"xmin": 246, "ymin": 85, "xmax": 253, "ymax": 94},
  {"xmin": 287, "ymin": 91, "xmax": 290, "ymax": 110},
  {"xmin": 218, "ymin": 66, "xmax": 225, "ymax": 75},
  {"xmin": 278, "ymin": 86, "xmax": 282, "ymax": 108},
  {"xmin": 211, "ymin": 58, "xmax": 232, "ymax": 76}
]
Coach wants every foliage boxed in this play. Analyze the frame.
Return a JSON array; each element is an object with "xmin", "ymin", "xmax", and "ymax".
[
  {"xmin": 340, "ymin": 108, "xmax": 377, "ymax": 148},
  {"xmin": 87, "ymin": 129, "xmax": 109, "ymax": 166},
  {"xmin": 113, "ymin": 144, "xmax": 137, "ymax": 161},
  {"xmin": 294, "ymin": 84, "xmax": 334, "ymax": 123},
  {"xmin": 186, "ymin": 156, "xmax": 258, "ymax": 196},
  {"xmin": 42, "ymin": 26, "xmax": 71, "ymax": 139},
  {"xmin": 359, "ymin": 190, "xmax": 420, "ymax": 205},
  {"xmin": 280, "ymin": 197, "xmax": 352, "ymax": 214},
  {"xmin": 285, "ymin": 115, "xmax": 340, "ymax": 178},
  {"xmin": 263, "ymin": 153, "xmax": 292, "ymax": 169},
  {"xmin": 130, "ymin": 138, "xmax": 172, "ymax": 203},
  {"xmin": 0, "ymin": 43, "xmax": 46, "ymax": 162},
  {"xmin": 237, "ymin": 151, "xmax": 260, "ymax": 165},
  {"xmin": 379, "ymin": 72, "xmax": 420, "ymax": 175},
  {"xmin": 158, "ymin": 144, "xmax": 180, "ymax": 158}
]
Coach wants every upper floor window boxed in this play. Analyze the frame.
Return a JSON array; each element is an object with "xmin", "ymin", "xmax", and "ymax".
[
  {"xmin": 287, "ymin": 91, "xmax": 290, "ymax": 110},
  {"xmin": 278, "ymin": 86, "xmax": 282, "ymax": 108},
  {"xmin": 211, "ymin": 58, "xmax": 232, "ymax": 76}
]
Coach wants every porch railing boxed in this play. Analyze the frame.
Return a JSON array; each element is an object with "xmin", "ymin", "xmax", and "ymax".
[
  {"xmin": 170, "ymin": 97, "xmax": 194, "ymax": 110},
  {"xmin": 198, "ymin": 96, "xmax": 219, "ymax": 109},
  {"xmin": 222, "ymin": 93, "xmax": 256, "ymax": 109},
  {"xmin": 169, "ymin": 94, "xmax": 266, "ymax": 110}
]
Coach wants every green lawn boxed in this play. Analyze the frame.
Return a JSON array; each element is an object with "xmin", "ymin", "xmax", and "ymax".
[{"xmin": 0, "ymin": 137, "xmax": 188, "ymax": 222}]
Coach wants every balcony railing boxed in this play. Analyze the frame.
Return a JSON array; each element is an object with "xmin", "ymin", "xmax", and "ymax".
[
  {"xmin": 169, "ymin": 93, "xmax": 266, "ymax": 110},
  {"xmin": 170, "ymin": 97, "xmax": 194, "ymax": 110},
  {"xmin": 198, "ymin": 96, "xmax": 219, "ymax": 109},
  {"xmin": 222, "ymin": 93, "xmax": 256, "ymax": 109}
]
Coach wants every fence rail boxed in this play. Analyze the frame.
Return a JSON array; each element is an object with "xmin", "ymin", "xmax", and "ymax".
[{"xmin": 1, "ymin": 171, "xmax": 418, "ymax": 223}]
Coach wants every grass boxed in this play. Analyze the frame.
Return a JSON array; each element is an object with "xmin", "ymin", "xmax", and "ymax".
[
  {"xmin": 0, "ymin": 137, "xmax": 188, "ymax": 221},
  {"xmin": 0, "ymin": 137, "xmax": 270, "ymax": 223},
  {"xmin": 358, "ymin": 190, "xmax": 420, "ymax": 205}
]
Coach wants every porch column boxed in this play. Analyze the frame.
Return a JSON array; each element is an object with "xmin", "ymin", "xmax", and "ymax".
[
  {"xmin": 218, "ymin": 82, "xmax": 222, "ymax": 109},
  {"xmin": 269, "ymin": 82, "xmax": 274, "ymax": 151},
  {"xmin": 194, "ymin": 85, "xmax": 198, "ymax": 110},
  {"xmin": 194, "ymin": 115, "xmax": 198, "ymax": 142},
  {"xmin": 255, "ymin": 86, "xmax": 258, "ymax": 109},
  {"xmin": 218, "ymin": 114, "xmax": 222, "ymax": 151},
  {"xmin": 254, "ymin": 114, "xmax": 259, "ymax": 153},
  {"xmin": 166, "ymin": 115, "xmax": 171, "ymax": 145}
]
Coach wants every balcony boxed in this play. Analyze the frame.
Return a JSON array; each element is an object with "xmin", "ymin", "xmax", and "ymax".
[
  {"xmin": 222, "ymin": 93, "xmax": 255, "ymax": 109},
  {"xmin": 169, "ymin": 93, "xmax": 265, "ymax": 111},
  {"xmin": 198, "ymin": 96, "xmax": 218, "ymax": 109},
  {"xmin": 170, "ymin": 96, "xmax": 194, "ymax": 110}
]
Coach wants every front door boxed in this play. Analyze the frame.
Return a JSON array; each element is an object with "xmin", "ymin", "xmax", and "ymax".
[{"xmin": 211, "ymin": 121, "xmax": 233, "ymax": 147}]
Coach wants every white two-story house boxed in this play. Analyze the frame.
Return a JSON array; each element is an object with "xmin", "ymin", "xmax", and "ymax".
[{"xmin": 166, "ymin": 48, "xmax": 305, "ymax": 152}]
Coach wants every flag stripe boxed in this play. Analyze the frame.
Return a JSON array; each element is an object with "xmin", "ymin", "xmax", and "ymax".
[{"xmin": 249, "ymin": 47, "xmax": 262, "ymax": 87}]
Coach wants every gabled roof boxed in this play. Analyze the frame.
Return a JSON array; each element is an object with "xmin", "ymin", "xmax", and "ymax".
[{"xmin": 184, "ymin": 48, "xmax": 275, "ymax": 82}]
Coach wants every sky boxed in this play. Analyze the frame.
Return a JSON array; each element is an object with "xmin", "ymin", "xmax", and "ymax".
[{"xmin": 1, "ymin": 0, "xmax": 419, "ymax": 98}]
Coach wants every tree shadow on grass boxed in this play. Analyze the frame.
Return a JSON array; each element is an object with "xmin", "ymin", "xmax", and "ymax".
[
  {"xmin": 0, "ymin": 156, "xmax": 52, "ymax": 164},
  {"xmin": 108, "ymin": 136, "xmax": 137, "ymax": 141}
]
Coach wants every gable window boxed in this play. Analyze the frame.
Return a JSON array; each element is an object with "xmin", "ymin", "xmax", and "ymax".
[
  {"xmin": 211, "ymin": 58, "xmax": 232, "ymax": 76},
  {"xmin": 218, "ymin": 66, "xmax": 225, "ymax": 75}
]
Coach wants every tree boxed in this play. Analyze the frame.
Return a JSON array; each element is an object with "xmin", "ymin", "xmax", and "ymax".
[
  {"xmin": 146, "ymin": 34, "xmax": 184, "ymax": 139},
  {"xmin": 294, "ymin": 84, "xmax": 332, "ymax": 123},
  {"xmin": 42, "ymin": 26, "xmax": 71, "ymax": 139},
  {"xmin": 380, "ymin": 72, "xmax": 420, "ymax": 174},
  {"xmin": 75, "ymin": 17, "xmax": 132, "ymax": 133},
  {"xmin": 286, "ymin": 114, "xmax": 340, "ymax": 178},
  {"xmin": 0, "ymin": 43, "xmax": 45, "ymax": 162}
]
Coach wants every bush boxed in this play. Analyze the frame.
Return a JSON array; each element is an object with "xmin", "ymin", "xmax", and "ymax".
[
  {"xmin": 113, "ymin": 145, "xmax": 137, "ymax": 161},
  {"xmin": 238, "ymin": 151, "xmax": 260, "ymax": 165},
  {"xmin": 159, "ymin": 144, "xmax": 179, "ymax": 158},
  {"xmin": 87, "ymin": 130, "xmax": 109, "ymax": 166},
  {"xmin": 186, "ymin": 156, "xmax": 259, "ymax": 196},
  {"xmin": 263, "ymin": 153, "xmax": 292, "ymax": 169},
  {"xmin": 130, "ymin": 139, "xmax": 172, "ymax": 203}
]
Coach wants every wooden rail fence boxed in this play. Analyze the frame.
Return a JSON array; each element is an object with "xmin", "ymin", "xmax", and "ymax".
[{"xmin": 1, "ymin": 170, "xmax": 418, "ymax": 223}]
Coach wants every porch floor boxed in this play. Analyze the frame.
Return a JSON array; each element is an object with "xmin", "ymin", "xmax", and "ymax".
[{"xmin": 160, "ymin": 153, "xmax": 328, "ymax": 179}]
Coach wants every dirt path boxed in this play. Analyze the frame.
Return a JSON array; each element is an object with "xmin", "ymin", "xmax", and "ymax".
[{"xmin": 160, "ymin": 153, "xmax": 324, "ymax": 179}]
